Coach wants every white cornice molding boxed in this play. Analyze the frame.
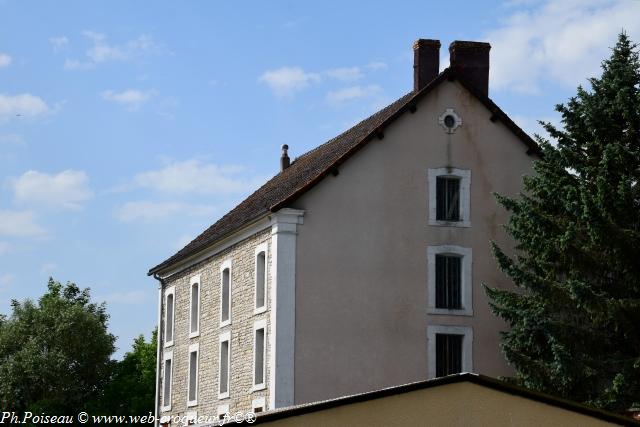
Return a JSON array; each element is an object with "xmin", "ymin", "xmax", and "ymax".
[{"xmin": 155, "ymin": 214, "xmax": 271, "ymax": 279}]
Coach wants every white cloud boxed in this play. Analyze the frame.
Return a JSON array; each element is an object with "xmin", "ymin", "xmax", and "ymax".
[
  {"xmin": 486, "ymin": 0, "xmax": 640, "ymax": 93},
  {"xmin": 326, "ymin": 85, "xmax": 382, "ymax": 105},
  {"xmin": 0, "ymin": 241, "xmax": 10, "ymax": 255},
  {"xmin": 0, "ymin": 53, "xmax": 11, "ymax": 68},
  {"xmin": 40, "ymin": 262, "xmax": 57, "ymax": 276},
  {"xmin": 65, "ymin": 31, "xmax": 166, "ymax": 70},
  {"xmin": 326, "ymin": 67, "xmax": 363, "ymax": 81},
  {"xmin": 115, "ymin": 200, "xmax": 216, "ymax": 223},
  {"xmin": 259, "ymin": 66, "xmax": 321, "ymax": 98},
  {"xmin": 9, "ymin": 170, "xmax": 93, "ymax": 210},
  {"xmin": 0, "ymin": 93, "xmax": 50, "ymax": 121},
  {"xmin": 0, "ymin": 210, "xmax": 46, "ymax": 237},
  {"xmin": 133, "ymin": 159, "xmax": 258, "ymax": 195},
  {"xmin": 101, "ymin": 89, "xmax": 156, "ymax": 111},
  {"xmin": 366, "ymin": 61, "xmax": 388, "ymax": 70},
  {"xmin": 0, "ymin": 273, "xmax": 14, "ymax": 291},
  {"xmin": 0, "ymin": 134, "xmax": 25, "ymax": 145},
  {"xmin": 49, "ymin": 36, "xmax": 69, "ymax": 52}
]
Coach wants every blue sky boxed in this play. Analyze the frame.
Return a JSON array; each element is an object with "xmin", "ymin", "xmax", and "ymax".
[{"xmin": 1, "ymin": 0, "xmax": 639, "ymax": 357}]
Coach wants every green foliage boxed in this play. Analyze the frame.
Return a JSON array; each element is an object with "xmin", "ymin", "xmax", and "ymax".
[
  {"xmin": 0, "ymin": 278, "xmax": 116, "ymax": 414},
  {"xmin": 485, "ymin": 33, "xmax": 640, "ymax": 412},
  {"xmin": 89, "ymin": 330, "xmax": 157, "ymax": 415}
]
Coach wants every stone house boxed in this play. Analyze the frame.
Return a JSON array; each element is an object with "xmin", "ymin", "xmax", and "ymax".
[{"xmin": 148, "ymin": 38, "xmax": 541, "ymax": 424}]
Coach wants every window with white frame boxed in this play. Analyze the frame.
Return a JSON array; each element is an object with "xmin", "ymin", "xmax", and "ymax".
[
  {"xmin": 428, "ymin": 168, "xmax": 471, "ymax": 227},
  {"xmin": 162, "ymin": 351, "xmax": 173, "ymax": 411},
  {"xmin": 217, "ymin": 404, "xmax": 229, "ymax": 421},
  {"xmin": 187, "ymin": 343, "xmax": 199, "ymax": 407},
  {"xmin": 164, "ymin": 286, "xmax": 175, "ymax": 347},
  {"xmin": 219, "ymin": 331, "xmax": 231, "ymax": 399},
  {"xmin": 220, "ymin": 260, "xmax": 232, "ymax": 327},
  {"xmin": 254, "ymin": 243, "xmax": 267, "ymax": 313},
  {"xmin": 252, "ymin": 397, "xmax": 266, "ymax": 414},
  {"xmin": 427, "ymin": 246, "xmax": 473, "ymax": 316},
  {"xmin": 189, "ymin": 275, "xmax": 200, "ymax": 338},
  {"xmin": 185, "ymin": 412, "xmax": 197, "ymax": 425},
  {"xmin": 427, "ymin": 325, "xmax": 472, "ymax": 378},
  {"xmin": 252, "ymin": 320, "xmax": 267, "ymax": 390}
]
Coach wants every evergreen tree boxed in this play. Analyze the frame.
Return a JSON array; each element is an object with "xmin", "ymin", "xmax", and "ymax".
[{"xmin": 485, "ymin": 33, "xmax": 640, "ymax": 411}]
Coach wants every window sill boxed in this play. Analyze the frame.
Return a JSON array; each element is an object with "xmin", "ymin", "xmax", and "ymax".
[
  {"xmin": 219, "ymin": 320, "xmax": 231, "ymax": 329},
  {"xmin": 428, "ymin": 220, "xmax": 471, "ymax": 228},
  {"xmin": 164, "ymin": 341, "xmax": 174, "ymax": 348},
  {"xmin": 218, "ymin": 392, "xmax": 230, "ymax": 400},
  {"xmin": 251, "ymin": 383, "xmax": 266, "ymax": 392},
  {"xmin": 187, "ymin": 400, "xmax": 198, "ymax": 408},
  {"xmin": 427, "ymin": 307, "xmax": 473, "ymax": 316},
  {"xmin": 254, "ymin": 306, "xmax": 267, "ymax": 315},
  {"xmin": 161, "ymin": 405, "xmax": 172, "ymax": 413},
  {"xmin": 189, "ymin": 331, "xmax": 200, "ymax": 339}
]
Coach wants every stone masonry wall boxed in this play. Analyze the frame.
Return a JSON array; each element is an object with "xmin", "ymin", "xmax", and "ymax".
[{"xmin": 158, "ymin": 227, "xmax": 272, "ymax": 423}]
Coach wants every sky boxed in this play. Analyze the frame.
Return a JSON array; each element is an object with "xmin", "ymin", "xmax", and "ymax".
[{"xmin": 1, "ymin": 0, "xmax": 639, "ymax": 358}]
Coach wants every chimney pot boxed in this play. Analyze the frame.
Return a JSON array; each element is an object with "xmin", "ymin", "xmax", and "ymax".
[
  {"xmin": 413, "ymin": 39, "xmax": 441, "ymax": 92},
  {"xmin": 449, "ymin": 40, "xmax": 491, "ymax": 96},
  {"xmin": 280, "ymin": 144, "xmax": 290, "ymax": 171}
]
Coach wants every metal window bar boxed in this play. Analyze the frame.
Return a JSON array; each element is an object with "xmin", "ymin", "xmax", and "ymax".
[
  {"xmin": 435, "ymin": 254, "xmax": 462, "ymax": 309},
  {"xmin": 436, "ymin": 177, "xmax": 461, "ymax": 221},
  {"xmin": 435, "ymin": 333, "xmax": 463, "ymax": 377}
]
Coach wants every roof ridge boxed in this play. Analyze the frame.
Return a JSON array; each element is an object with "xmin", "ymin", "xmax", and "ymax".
[{"xmin": 149, "ymin": 69, "xmax": 540, "ymax": 275}]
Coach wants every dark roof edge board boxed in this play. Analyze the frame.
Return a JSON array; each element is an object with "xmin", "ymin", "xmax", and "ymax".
[
  {"xmin": 242, "ymin": 373, "xmax": 638, "ymax": 426},
  {"xmin": 149, "ymin": 68, "xmax": 541, "ymax": 275},
  {"xmin": 270, "ymin": 68, "xmax": 540, "ymax": 211},
  {"xmin": 148, "ymin": 212, "xmax": 270, "ymax": 278}
]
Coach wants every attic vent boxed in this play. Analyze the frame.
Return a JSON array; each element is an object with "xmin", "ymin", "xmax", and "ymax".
[{"xmin": 438, "ymin": 108, "xmax": 462, "ymax": 134}]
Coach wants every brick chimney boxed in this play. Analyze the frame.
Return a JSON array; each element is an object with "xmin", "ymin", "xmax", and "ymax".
[
  {"xmin": 413, "ymin": 39, "xmax": 441, "ymax": 92},
  {"xmin": 449, "ymin": 40, "xmax": 491, "ymax": 96},
  {"xmin": 280, "ymin": 144, "xmax": 290, "ymax": 171}
]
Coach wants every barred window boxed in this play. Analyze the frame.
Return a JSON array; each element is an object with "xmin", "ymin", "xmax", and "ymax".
[
  {"xmin": 436, "ymin": 176, "xmax": 460, "ymax": 221},
  {"xmin": 435, "ymin": 254, "xmax": 462, "ymax": 309},
  {"xmin": 435, "ymin": 333, "xmax": 463, "ymax": 377}
]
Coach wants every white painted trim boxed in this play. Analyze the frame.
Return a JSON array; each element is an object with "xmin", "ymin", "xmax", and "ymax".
[
  {"xmin": 189, "ymin": 274, "xmax": 201, "ymax": 338},
  {"xmin": 252, "ymin": 319, "xmax": 267, "ymax": 391},
  {"xmin": 427, "ymin": 245, "xmax": 473, "ymax": 316},
  {"xmin": 219, "ymin": 260, "xmax": 232, "ymax": 328},
  {"xmin": 154, "ymin": 285, "xmax": 162, "ymax": 427},
  {"xmin": 185, "ymin": 411, "xmax": 197, "ymax": 424},
  {"xmin": 186, "ymin": 342, "xmax": 199, "ymax": 407},
  {"xmin": 427, "ymin": 168, "xmax": 471, "ymax": 227},
  {"xmin": 163, "ymin": 286, "xmax": 175, "ymax": 348},
  {"xmin": 427, "ymin": 325, "xmax": 473, "ymax": 379},
  {"xmin": 254, "ymin": 242, "xmax": 269, "ymax": 314},
  {"xmin": 268, "ymin": 208, "xmax": 304, "ymax": 409},
  {"xmin": 438, "ymin": 108, "xmax": 462, "ymax": 134},
  {"xmin": 217, "ymin": 404, "xmax": 230, "ymax": 421},
  {"xmin": 252, "ymin": 397, "xmax": 266, "ymax": 413},
  {"xmin": 218, "ymin": 331, "xmax": 231, "ymax": 400},
  {"xmin": 154, "ymin": 215, "xmax": 271, "ymax": 278},
  {"xmin": 161, "ymin": 350, "xmax": 173, "ymax": 412}
]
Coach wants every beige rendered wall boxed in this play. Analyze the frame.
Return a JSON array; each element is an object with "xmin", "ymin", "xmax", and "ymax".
[
  {"xmin": 292, "ymin": 81, "xmax": 535, "ymax": 404},
  {"xmin": 257, "ymin": 382, "xmax": 621, "ymax": 427},
  {"xmin": 158, "ymin": 228, "xmax": 272, "ymax": 419}
]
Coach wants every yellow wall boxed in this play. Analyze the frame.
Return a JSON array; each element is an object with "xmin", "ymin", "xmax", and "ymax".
[{"xmin": 258, "ymin": 382, "xmax": 622, "ymax": 427}]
